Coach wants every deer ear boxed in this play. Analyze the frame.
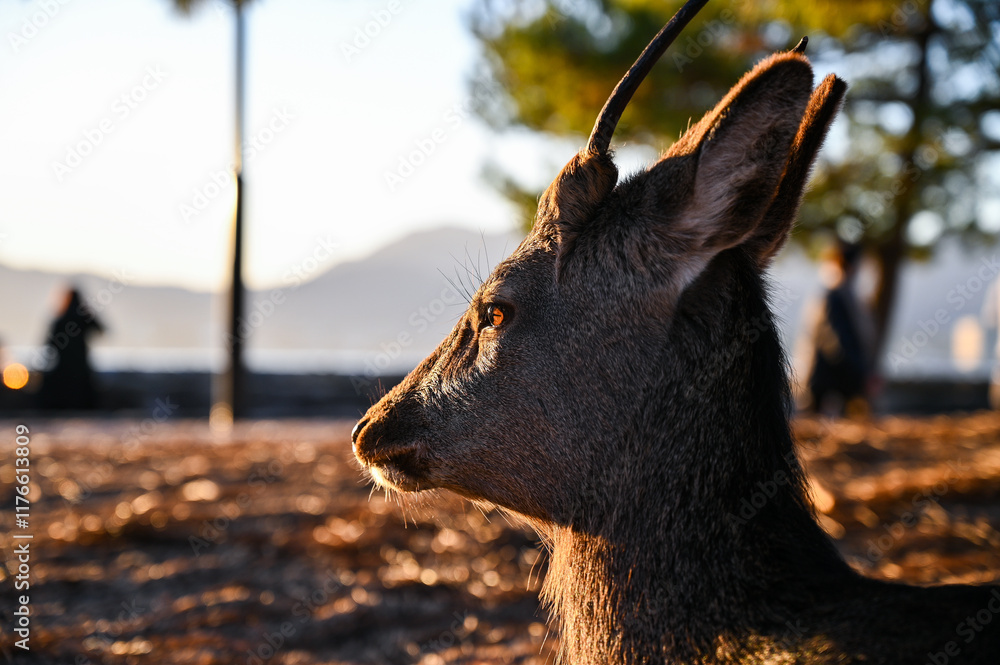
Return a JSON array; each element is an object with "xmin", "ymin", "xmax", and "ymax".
[
  {"xmin": 533, "ymin": 149, "xmax": 619, "ymax": 276},
  {"xmin": 747, "ymin": 74, "xmax": 847, "ymax": 265},
  {"xmin": 649, "ymin": 52, "xmax": 817, "ymax": 273}
]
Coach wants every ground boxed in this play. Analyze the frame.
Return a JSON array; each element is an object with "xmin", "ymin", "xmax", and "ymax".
[{"xmin": 1, "ymin": 414, "xmax": 999, "ymax": 664}]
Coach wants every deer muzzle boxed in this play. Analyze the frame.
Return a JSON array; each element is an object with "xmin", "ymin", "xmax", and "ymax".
[{"xmin": 351, "ymin": 403, "xmax": 431, "ymax": 492}]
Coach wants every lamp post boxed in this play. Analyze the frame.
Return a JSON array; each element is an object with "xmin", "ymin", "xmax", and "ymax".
[{"xmin": 215, "ymin": 0, "xmax": 247, "ymax": 425}]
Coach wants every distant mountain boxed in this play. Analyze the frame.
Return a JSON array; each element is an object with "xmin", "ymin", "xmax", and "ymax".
[
  {"xmin": 0, "ymin": 227, "xmax": 523, "ymax": 372},
  {"xmin": 0, "ymin": 264, "xmax": 217, "ymax": 351},
  {"xmin": 2, "ymin": 228, "xmax": 998, "ymax": 378},
  {"xmin": 245, "ymin": 227, "xmax": 522, "ymax": 370}
]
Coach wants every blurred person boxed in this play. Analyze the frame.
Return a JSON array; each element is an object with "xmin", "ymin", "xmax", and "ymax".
[
  {"xmin": 982, "ymin": 277, "xmax": 1000, "ymax": 409},
  {"xmin": 38, "ymin": 287, "xmax": 105, "ymax": 410},
  {"xmin": 803, "ymin": 241, "xmax": 878, "ymax": 417}
]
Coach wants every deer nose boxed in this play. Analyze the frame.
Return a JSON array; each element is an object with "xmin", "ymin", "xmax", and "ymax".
[{"xmin": 351, "ymin": 417, "xmax": 369, "ymax": 451}]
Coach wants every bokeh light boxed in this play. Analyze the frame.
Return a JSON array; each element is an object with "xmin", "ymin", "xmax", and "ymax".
[{"xmin": 2, "ymin": 363, "xmax": 29, "ymax": 389}]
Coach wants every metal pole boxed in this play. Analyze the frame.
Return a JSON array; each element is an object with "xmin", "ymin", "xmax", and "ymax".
[{"xmin": 217, "ymin": 1, "xmax": 247, "ymax": 425}]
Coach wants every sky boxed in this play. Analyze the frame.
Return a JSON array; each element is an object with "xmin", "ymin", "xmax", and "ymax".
[
  {"xmin": 3, "ymin": 0, "xmax": 992, "ymax": 296},
  {"xmin": 5, "ymin": 0, "xmax": 1000, "ymax": 380},
  {"xmin": 0, "ymin": 0, "xmax": 579, "ymax": 292}
]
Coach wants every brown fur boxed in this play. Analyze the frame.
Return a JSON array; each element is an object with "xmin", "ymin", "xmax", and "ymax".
[{"xmin": 352, "ymin": 40, "xmax": 1000, "ymax": 665}]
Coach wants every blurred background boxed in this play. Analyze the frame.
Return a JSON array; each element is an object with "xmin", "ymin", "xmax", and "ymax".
[
  {"xmin": 1, "ymin": 1, "xmax": 1000, "ymax": 663},
  {"xmin": 1, "ymin": 0, "xmax": 999, "ymax": 417}
]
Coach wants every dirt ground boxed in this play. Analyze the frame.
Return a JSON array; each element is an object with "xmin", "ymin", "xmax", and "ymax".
[{"xmin": 1, "ymin": 414, "xmax": 999, "ymax": 664}]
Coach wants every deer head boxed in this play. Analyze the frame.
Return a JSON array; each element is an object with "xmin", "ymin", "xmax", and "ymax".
[{"xmin": 352, "ymin": 0, "xmax": 846, "ymax": 528}]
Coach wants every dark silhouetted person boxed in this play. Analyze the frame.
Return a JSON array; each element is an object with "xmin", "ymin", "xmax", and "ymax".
[
  {"xmin": 806, "ymin": 242, "xmax": 877, "ymax": 416},
  {"xmin": 38, "ymin": 288, "xmax": 104, "ymax": 410}
]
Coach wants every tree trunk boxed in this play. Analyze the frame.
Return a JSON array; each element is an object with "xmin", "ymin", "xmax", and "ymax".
[
  {"xmin": 871, "ymin": 212, "xmax": 907, "ymax": 358},
  {"xmin": 870, "ymin": 13, "xmax": 934, "ymax": 361}
]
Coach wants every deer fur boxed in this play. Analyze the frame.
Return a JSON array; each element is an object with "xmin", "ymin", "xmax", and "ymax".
[{"xmin": 352, "ymin": 15, "xmax": 1000, "ymax": 665}]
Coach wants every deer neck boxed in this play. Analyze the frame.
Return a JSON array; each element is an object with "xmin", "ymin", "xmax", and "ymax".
[{"xmin": 541, "ymin": 270, "xmax": 852, "ymax": 663}]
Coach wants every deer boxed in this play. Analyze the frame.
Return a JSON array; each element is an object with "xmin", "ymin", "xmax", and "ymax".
[{"xmin": 351, "ymin": 0, "xmax": 1000, "ymax": 662}]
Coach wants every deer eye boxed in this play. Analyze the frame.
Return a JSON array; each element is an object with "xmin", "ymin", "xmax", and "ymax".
[{"xmin": 484, "ymin": 304, "xmax": 506, "ymax": 328}]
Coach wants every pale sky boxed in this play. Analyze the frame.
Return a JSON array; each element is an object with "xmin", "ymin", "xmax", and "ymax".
[
  {"xmin": 0, "ymin": 0, "xmax": 573, "ymax": 292},
  {"xmin": 5, "ymin": 0, "xmax": 975, "ymax": 296}
]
